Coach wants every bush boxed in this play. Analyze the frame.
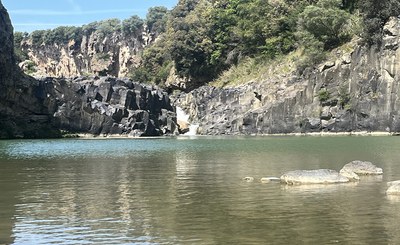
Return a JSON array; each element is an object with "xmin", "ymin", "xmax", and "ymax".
[
  {"xmin": 298, "ymin": 0, "xmax": 353, "ymax": 50},
  {"xmin": 318, "ymin": 89, "xmax": 330, "ymax": 102}
]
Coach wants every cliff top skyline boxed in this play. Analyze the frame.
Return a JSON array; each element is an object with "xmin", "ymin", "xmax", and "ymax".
[{"xmin": 3, "ymin": 0, "xmax": 177, "ymax": 33}]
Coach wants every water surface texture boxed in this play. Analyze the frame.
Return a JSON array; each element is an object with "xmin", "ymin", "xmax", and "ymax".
[{"xmin": 1, "ymin": 136, "xmax": 400, "ymax": 244}]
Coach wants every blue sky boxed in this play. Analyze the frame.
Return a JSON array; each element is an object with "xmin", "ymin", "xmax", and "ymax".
[{"xmin": 2, "ymin": 0, "xmax": 178, "ymax": 33}]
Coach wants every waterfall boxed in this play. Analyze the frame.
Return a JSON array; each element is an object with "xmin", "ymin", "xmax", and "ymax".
[
  {"xmin": 185, "ymin": 124, "xmax": 199, "ymax": 136},
  {"xmin": 176, "ymin": 106, "xmax": 199, "ymax": 136}
]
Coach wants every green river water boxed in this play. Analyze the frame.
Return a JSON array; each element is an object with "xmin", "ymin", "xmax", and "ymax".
[{"xmin": 1, "ymin": 136, "xmax": 400, "ymax": 244}]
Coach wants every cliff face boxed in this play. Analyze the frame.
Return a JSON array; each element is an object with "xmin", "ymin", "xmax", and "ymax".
[
  {"xmin": 0, "ymin": 1, "xmax": 59, "ymax": 138},
  {"xmin": 0, "ymin": 2, "xmax": 177, "ymax": 138},
  {"xmin": 48, "ymin": 76, "xmax": 177, "ymax": 136},
  {"xmin": 175, "ymin": 17, "xmax": 400, "ymax": 135},
  {"xmin": 0, "ymin": 1, "xmax": 14, "ymax": 86},
  {"xmin": 19, "ymin": 29, "xmax": 151, "ymax": 78}
]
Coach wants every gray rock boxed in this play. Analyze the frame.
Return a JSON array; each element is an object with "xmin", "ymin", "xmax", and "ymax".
[
  {"xmin": 386, "ymin": 181, "xmax": 400, "ymax": 195},
  {"xmin": 51, "ymin": 78, "xmax": 178, "ymax": 137},
  {"xmin": 340, "ymin": 161, "xmax": 383, "ymax": 175},
  {"xmin": 243, "ymin": 177, "xmax": 255, "ymax": 182},
  {"xmin": 260, "ymin": 177, "xmax": 281, "ymax": 183},
  {"xmin": 280, "ymin": 169, "xmax": 350, "ymax": 185}
]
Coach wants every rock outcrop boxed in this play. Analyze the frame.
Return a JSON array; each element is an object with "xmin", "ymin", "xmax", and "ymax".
[
  {"xmin": 18, "ymin": 27, "xmax": 151, "ymax": 78},
  {"xmin": 175, "ymin": 17, "xmax": 400, "ymax": 135},
  {"xmin": 49, "ymin": 76, "xmax": 178, "ymax": 136},
  {"xmin": 0, "ymin": 2, "xmax": 177, "ymax": 138}
]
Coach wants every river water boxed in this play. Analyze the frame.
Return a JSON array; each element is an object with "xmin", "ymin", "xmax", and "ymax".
[{"xmin": 1, "ymin": 136, "xmax": 400, "ymax": 244}]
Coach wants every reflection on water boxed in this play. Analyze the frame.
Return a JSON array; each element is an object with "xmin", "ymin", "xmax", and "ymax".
[{"xmin": 1, "ymin": 136, "xmax": 400, "ymax": 244}]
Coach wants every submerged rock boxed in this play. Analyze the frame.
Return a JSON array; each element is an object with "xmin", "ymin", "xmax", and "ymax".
[
  {"xmin": 280, "ymin": 169, "xmax": 350, "ymax": 185},
  {"xmin": 243, "ymin": 177, "xmax": 255, "ymax": 182},
  {"xmin": 340, "ymin": 161, "xmax": 383, "ymax": 175},
  {"xmin": 260, "ymin": 177, "xmax": 281, "ymax": 183}
]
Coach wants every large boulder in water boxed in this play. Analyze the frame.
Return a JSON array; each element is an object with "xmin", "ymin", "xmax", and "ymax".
[
  {"xmin": 280, "ymin": 169, "xmax": 350, "ymax": 185},
  {"xmin": 340, "ymin": 161, "xmax": 383, "ymax": 175}
]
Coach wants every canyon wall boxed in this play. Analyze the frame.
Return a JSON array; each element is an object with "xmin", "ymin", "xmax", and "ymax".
[
  {"xmin": 0, "ymin": 2, "xmax": 177, "ymax": 138},
  {"xmin": 174, "ymin": 17, "xmax": 400, "ymax": 135}
]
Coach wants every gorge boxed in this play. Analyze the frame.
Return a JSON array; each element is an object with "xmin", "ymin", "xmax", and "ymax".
[
  {"xmin": 0, "ymin": 1, "xmax": 177, "ymax": 139},
  {"xmin": 2, "ymin": 0, "xmax": 400, "ymax": 138}
]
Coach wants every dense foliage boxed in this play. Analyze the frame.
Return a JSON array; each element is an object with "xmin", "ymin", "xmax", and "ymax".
[
  {"xmin": 19, "ymin": 8, "xmax": 168, "ymax": 47},
  {"xmin": 133, "ymin": 0, "xmax": 400, "ymax": 89}
]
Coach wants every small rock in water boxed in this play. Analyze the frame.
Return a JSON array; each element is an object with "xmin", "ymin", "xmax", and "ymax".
[
  {"xmin": 340, "ymin": 160, "xmax": 383, "ymax": 175},
  {"xmin": 280, "ymin": 169, "xmax": 350, "ymax": 185},
  {"xmin": 386, "ymin": 181, "xmax": 400, "ymax": 195},
  {"xmin": 387, "ymin": 180, "xmax": 400, "ymax": 187},
  {"xmin": 260, "ymin": 177, "xmax": 281, "ymax": 183},
  {"xmin": 243, "ymin": 177, "xmax": 254, "ymax": 182}
]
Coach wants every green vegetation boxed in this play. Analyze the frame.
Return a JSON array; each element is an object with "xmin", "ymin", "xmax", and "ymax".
[
  {"xmin": 14, "ymin": 0, "xmax": 400, "ymax": 89},
  {"xmin": 24, "ymin": 60, "xmax": 37, "ymax": 75},
  {"xmin": 24, "ymin": 14, "xmax": 149, "ymax": 46},
  {"xmin": 146, "ymin": 6, "xmax": 169, "ymax": 35},
  {"xmin": 14, "ymin": 31, "xmax": 29, "ymax": 62},
  {"xmin": 133, "ymin": 0, "xmax": 400, "ymax": 89},
  {"xmin": 318, "ymin": 89, "xmax": 330, "ymax": 102}
]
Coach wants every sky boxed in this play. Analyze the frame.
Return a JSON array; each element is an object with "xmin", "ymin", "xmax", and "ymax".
[{"xmin": 2, "ymin": 0, "xmax": 178, "ymax": 33}]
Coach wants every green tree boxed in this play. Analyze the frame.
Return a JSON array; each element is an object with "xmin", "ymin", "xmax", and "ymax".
[
  {"xmin": 298, "ymin": 0, "xmax": 353, "ymax": 50},
  {"xmin": 122, "ymin": 15, "xmax": 144, "ymax": 36},
  {"xmin": 359, "ymin": 0, "xmax": 400, "ymax": 45},
  {"xmin": 97, "ymin": 19, "xmax": 121, "ymax": 37},
  {"xmin": 146, "ymin": 6, "xmax": 169, "ymax": 35}
]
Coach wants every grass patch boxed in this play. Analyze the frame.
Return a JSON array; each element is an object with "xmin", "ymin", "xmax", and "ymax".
[
  {"xmin": 210, "ymin": 50, "xmax": 302, "ymax": 88},
  {"xmin": 210, "ymin": 38, "xmax": 358, "ymax": 88}
]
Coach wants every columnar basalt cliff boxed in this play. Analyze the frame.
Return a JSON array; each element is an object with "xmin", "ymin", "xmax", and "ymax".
[
  {"xmin": 174, "ymin": 17, "xmax": 400, "ymax": 135},
  {"xmin": 0, "ymin": 2, "xmax": 177, "ymax": 139},
  {"xmin": 48, "ymin": 76, "xmax": 178, "ymax": 136}
]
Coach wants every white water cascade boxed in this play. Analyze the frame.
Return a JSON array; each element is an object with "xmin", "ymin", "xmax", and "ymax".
[{"xmin": 176, "ymin": 107, "xmax": 199, "ymax": 136}]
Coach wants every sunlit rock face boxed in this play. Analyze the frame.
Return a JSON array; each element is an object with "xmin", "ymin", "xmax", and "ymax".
[
  {"xmin": 18, "ymin": 25, "xmax": 151, "ymax": 78},
  {"xmin": 175, "ymin": 17, "xmax": 400, "ymax": 135}
]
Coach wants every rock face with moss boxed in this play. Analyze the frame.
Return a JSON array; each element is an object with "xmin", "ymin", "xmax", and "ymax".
[{"xmin": 175, "ymin": 17, "xmax": 400, "ymax": 135}]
